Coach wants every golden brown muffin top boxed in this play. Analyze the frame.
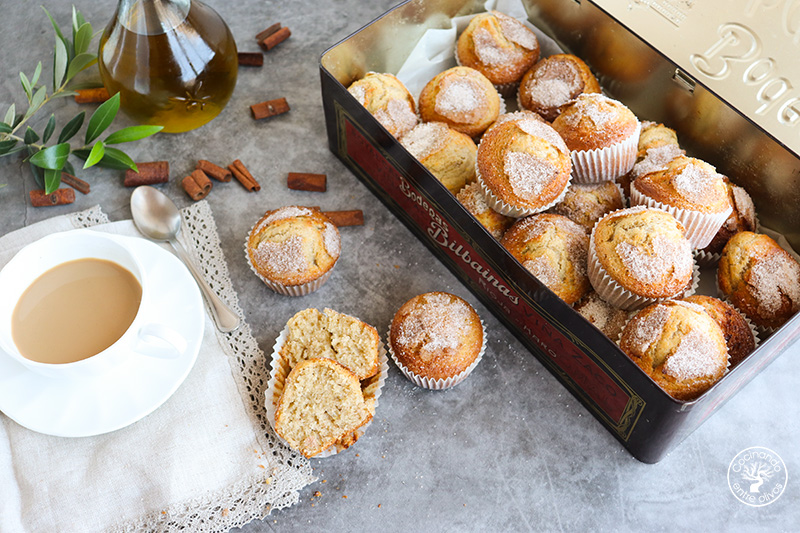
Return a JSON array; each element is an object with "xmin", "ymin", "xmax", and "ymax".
[
  {"xmin": 574, "ymin": 291, "xmax": 629, "ymax": 341},
  {"xmin": 592, "ymin": 206, "xmax": 693, "ymax": 299},
  {"xmin": 485, "ymin": 110, "xmax": 544, "ymax": 135},
  {"xmin": 501, "ymin": 213, "xmax": 590, "ymax": 304},
  {"xmin": 418, "ymin": 66, "xmax": 501, "ymax": 138},
  {"xmin": 347, "ymin": 72, "xmax": 418, "ymax": 138},
  {"xmin": 456, "ymin": 182, "xmax": 515, "ymax": 239},
  {"xmin": 702, "ymin": 180, "xmax": 758, "ymax": 256},
  {"xmin": 683, "ymin": 295, "xmax": 755, "ymax": 367},
  {"xmin": 637, "ymin": 121, "xmax": 679, "ymax": 153},
  {"xmin": 718, "ymin": 231, "xmax": 800, "ymax": 329},
  {"xmin": 456, "ymin": 11, "xmax": 540, "ymax": 86},
  {"xmin": 518, "ymin": 54, "xmax": 601, "ymax": 121},
  {"xmin": 247, "ymin": 206, "xmax": 341, "ymax": 287},
  {"xmin": 633, "ymin": 156, "xmax": 732, "ymax": 214},
  {"xmin": 401, "ymin": 122, "xmax": 477, "ymax": 194},
  {"xmin": 551, "ymin": 93, "xmax": 638, "ymax": 152},
  {"xmin": 390, "ymin": 292, "xmax": 483, "ymax": 381},
  {"xmin": 477, "ymin": 118, "xmax": 571, "ymax": 210},
  {"xmin": 619, "ymin": 300, "xmax": 729, "ymax": 401},
  {"xmin": 551, "ymin": 181, "xmax": 625, "ymax": 231}
]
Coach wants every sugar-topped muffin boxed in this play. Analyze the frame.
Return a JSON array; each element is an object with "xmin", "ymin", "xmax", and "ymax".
[
  {"xmin": 485, "ymin": 110, "xmax": 544, "ymax": 135},
  {"xmin": 631, "ymin": 156, "xmax": 733, "ymax": 249},
  {"xmin": 456, "ymin": 181, "xmax": 515, "ymax": 239},
  {"xmin": 501, "ymin": 213, "xmax": 589, "ymax": 304},
  {"xmin": 418, "ymin": 66, "xmax": 502, "ymax": 138},
  {"xmin": 573, "ymin": 291, "xmax": 629, "ymax": 341},
  {"xmin": 246, "ymin": 206, "xmax": 341, "ymax": 296},
  {"xmin": 618, "ymin": 121, "xmax": 685, "ymax": 196},
  {"xmin": 550, "ymin": 181, "xmax": 625, "ymax": 231},
  {"xmin": 518, "ymin": 54, "xmax": 600, "ymax": 121},
  {"xmin": 589, "ymin": 206, "xmax": 694, "ymax": 310},
  {"xmin": 456, "ymin": 11, "xmax": 540, "ymax": 91},
  {"xmin": 389, "ymin": 292, "xmax": 484, "ymax": 389},
  {"xmin": 476, "ymin": 117, "xmax": 572, "ymax": 217},
  {"xmin": 717, "ymin": 231, "xmax": 800, "ymax": 330},
  {"xmin": 401, "ymin": 121, "xmax": 477, "ymax": 194},
  {"xmin": 684, "ymin": 295, "xmax": 756, "ymax": 367},
  {"xmin": 551, "ymin": 93, "xmax": 640, "ymax": 182},
  {"xmin": 347, "ymin": 72, "xmax": 418, "ymax": 139},
  {"xmin": 699, "ymin": 179, "xmax": 757, "ymax": 260},
  {"xmin": 619, "ymin": 300, "xmax": 729, "ymax": 400}
]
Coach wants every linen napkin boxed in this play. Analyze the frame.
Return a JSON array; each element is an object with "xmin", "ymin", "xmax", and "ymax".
[{"xmin": 0, "ymin": 203, "xmax": 314, "ymax": 533}]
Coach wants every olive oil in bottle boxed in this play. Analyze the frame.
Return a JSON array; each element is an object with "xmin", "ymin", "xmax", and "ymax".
[{"xmin": 98, "ymin": 0, "xmax": 238, "ymax": 133}]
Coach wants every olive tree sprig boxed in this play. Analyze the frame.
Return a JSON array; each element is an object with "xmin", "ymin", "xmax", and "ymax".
[{"xmin": 0, "ymin": 6, "xmax": 162, "ymax": 195}]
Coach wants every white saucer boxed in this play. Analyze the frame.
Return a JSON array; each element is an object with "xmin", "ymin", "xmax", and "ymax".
[{"xmin": 0, "ymin": 235, "xmax": 204, "ymax": 438}]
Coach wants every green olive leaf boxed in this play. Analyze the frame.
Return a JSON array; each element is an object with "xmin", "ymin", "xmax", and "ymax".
[
  {"xmin": 104, "ymin": 125, "xmax": 163, "ymax": 144},
  {"xmin": 72, "ymin": 6, "xmax": 86, "ymax": 36},
  {"xmin": 85, "ymin": 92, "xmax": 120, "ymax": 144},
  {"xmin": 54, "ymin": 37, "xmax": 69, "ymax": 90},
  {"xmin": 65, "ymin": 52, "xmax": 97, "ymax": 82},
  {"xmin": 24, "ymin": 127, "xmax": 39, "ymax": 145},
  {"xmin": 31, "ymin": 62, "xmax": 42, "ymax": 88},
  {"xmin": 26, "ymin": 86, "xmax": 47, "ymax": 119},
  {"xmin": 74, "ymin": 146, "xmax": 137, "ymax": 171},
  {"xmin": 42, "ymin": 114, "xmax": 56, "ymax": 143},
  {"xmin": 63, "ymin": 160, "xmax": 76, "ymax": 176},
  {"xmin": 82, "ymin": 140, "xmax": 105, "ymax": 169},
  {"xmin": 58, "ymin": 111, "xmax": 84, "ymax": 143},
  {"xmin": 44, "ymin": 168, "xmax": 61, "ymax": 194},
  {"xmin": 29, "ymin": 142, "xmax": 70, "ymax": 170},
  {"xmin": 74, "ymin": 23, "xmax": 93, "ymax": 56},
  {"xmin": 42, "ymin": 7, "xmax": 67, "ymax": 48},
  {"xmin": 0, "ymin": 139, "xmax": 19, "ymax": 155},
  {"xmin": 0, "ymin": 123, "xmax": 11, "ymax": 134},
  {"xmin": 3, "ymin": 104, "xmax": 15, "ymax": 126},
  {"xmin": 20, "ymin": 72, "xmax": 32, "ymax": 101}
]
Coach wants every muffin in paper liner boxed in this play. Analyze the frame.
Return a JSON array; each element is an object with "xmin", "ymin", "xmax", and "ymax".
[
  {"xmin": 386, "ymin": 320, "xmax": 486, "ymax": 390},
  {"xmin": 265, "ymin": 325, "xmax": 388, "ymax": 458},
  {"xmin": 243, "ymin": 214, "xmax": 339, "ymax": 297},
  {"xmin": 715, "ymin": 269, "xmax": 778, "ymax": 338},
  {"xmin": 629, "ymin": 181, "xmax": 733, "ymax": 250},
  {"xmin": 588, "ymin": 222, "xmax": 699, "ymax": 311},
  {"xmin": 570, "ymin": 121, "xmax": 641, "ymax": 184},
  {"xmin": 454, "ymin": 51, "xmax": 518, "ymax": 100},
  {"xmin": 693, "ymin": 249, "xmax": 722, "ymax": 269},
  {"xmin": 476, "ymin": 165, "xmax": 571, "ymax": 218}
]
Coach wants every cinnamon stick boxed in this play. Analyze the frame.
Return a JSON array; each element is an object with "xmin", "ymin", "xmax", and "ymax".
[
  {"xmin": 227, "ymin": 159, "xmax": 260, "ymax": 192},
  {"xmin": 322, "ymin": 210, "xmax": 364, "ymax": 227},
  {"xmin": 255, "ymin": 23, "xmax": 282, "ymax": 43},
  {"xmin": 124, "ymin": 161, "xmax": 169, "ymax": 187},
  {"xmin": 238, "ymin": 52, "xmax": 263, "ymax": 67},
  {"xmin": 250, "ymin": 98, "xmax": 290, "ymax": 120},
  {"xmin": 74, "ymin": 88, "xmax": 110, "ymax": 104},
  {"xmin": 196, "ymin": 159, "xmax": 232, "ymax": 182},
  {"xmin": 60, "ymin": 172, "xmax": 90, "ymax": 194},
  {"xmin": 181, "ymin": 169, "xmax": 213, "ymax": 201},
  {"xmin": 288, "ymin": 172, "xmax": 327, "ymax": 192},
  {"xmin": 29, "ymin": 188, "xmax": 75, "ymax": 207},
  {"xmin": 259, "ymin": 26, "xmax": 291, "ymax": 51}
]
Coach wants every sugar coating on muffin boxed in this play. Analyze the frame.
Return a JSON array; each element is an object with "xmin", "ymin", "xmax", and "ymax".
[
  {"xmin": 419, "ymin": 66, "xmax": 501, "ymax": 138},
  {"xmin": 456, "ymin": 11, "xmax": 540, "ymax": 86},
  {"xmin": 485, "ymin": 110, "xmax": 544, "ymax": 136},
  {"xmin": 389, "ymin": 292, "xmax": 483, "ymax": 383},
  {"xmin": 633, "ymin": 156, "xmax": 730, "ymax": 214},
  {"xmin": 552, "ymin": 93, "xmax": 638, "ymax": 152},
  {"xmin": 573, "ymin": 291, "xmax": 628, "ymax": 341},
  {"xmin": 518, "ymin": 54, "xmax": 600, "ymax": 121},
  {"xmin": 683, "ymin": 295, "xmax": 756, "ymax": 367},
  {"xmin": 718, "ymin": 231, "xmax": 800, "ymax": 329},
  {"xmin": 501, "ymin": 213, "xmax": 589, "ymax": 304},
  {"xmin": 619, "ymin": 300, "xmax": 729, "ymax": 400},
  {"xmin": 456, "ymin": 181, "xmax": 515, "ymax": 239},
  {"xmin": 550, "ymin": 181, "xmax": 625, "ymax": 231},
  {"xmin": 591, "ymin": 206, "xmax": 693, "ymax": 301},
  {"xmin": 401, "ymin": 122, "xmax": 477, "ymax": 193},
  {"xmin": 347, "ymin": 72, "xmax": 418, "ymax": 139},
  {"xmin": 701, "ymin": 181, "xmax": 757, "ymax": 257},
  {"xmin": 477, "ymin": 118, "xmax": 571, "ymax": 214},
  {"xmin": 247, "ymin": 206, "xmax": 341, "ymax": 290}
]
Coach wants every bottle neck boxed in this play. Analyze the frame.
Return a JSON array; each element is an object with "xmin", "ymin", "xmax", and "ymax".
[{"xmin": 116, "ymin": 0, "xmax": 191, "ymax": 34}]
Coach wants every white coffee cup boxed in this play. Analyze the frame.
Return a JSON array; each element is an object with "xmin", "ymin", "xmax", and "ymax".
[{"xmin": 0, "ymin": 229, "xmax": 187, "ymax": 379}]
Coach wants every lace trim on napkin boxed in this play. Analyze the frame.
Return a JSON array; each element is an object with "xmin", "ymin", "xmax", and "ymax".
[{"xmin": 69, "ymin": 203, "xmax": 314, "ymax": 532}]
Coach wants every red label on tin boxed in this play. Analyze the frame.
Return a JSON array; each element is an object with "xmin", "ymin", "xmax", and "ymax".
[{"xmin": 345, "ymin": 119, "xmax": 630, "ymax": 423}]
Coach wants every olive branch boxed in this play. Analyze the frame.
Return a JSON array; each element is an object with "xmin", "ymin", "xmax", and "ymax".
[{"xmin": 0, "ymin": 6, "xmax": 162, "ymax": 194}]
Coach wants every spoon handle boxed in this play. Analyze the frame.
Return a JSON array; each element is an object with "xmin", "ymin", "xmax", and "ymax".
[{"xmin": 168, "ymin": 238, "xmax": 241, "ymax": 333}]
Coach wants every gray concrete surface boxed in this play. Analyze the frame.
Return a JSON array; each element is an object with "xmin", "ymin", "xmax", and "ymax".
[{"xmin": 0, "ymin": 1, "xmax": 797, "ymax": 531}]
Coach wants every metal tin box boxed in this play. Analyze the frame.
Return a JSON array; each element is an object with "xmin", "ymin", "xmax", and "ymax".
[{"xmin": 319, "ymin": 0, "xmax": 800, "ymax": 463}]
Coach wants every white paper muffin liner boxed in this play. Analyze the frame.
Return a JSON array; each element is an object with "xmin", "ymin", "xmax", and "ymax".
[
  {"xmin": 588, "ymin": 219, "xmax": 699, "ymax": 311},
  {"xmin": 386, "ymin": 319, "xmax": 486, "ymax": 390},
  {"xmin": 693, "ymin": 249, "xmax": 722, "ymax": 269},
  {"xmin": 244, "ymin": 217, "xmax": 338, "ymax": 296},
  {"xmin": 570, "ymin": 121, "xmax": 641, "ymax": 183},
  {"xmin": 629, "ymin": 182, "xmax": 733, "ymax": 250},
  {"xmin": 265, "ymin": 321, "xmax": 389, "ymax": 458}
]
